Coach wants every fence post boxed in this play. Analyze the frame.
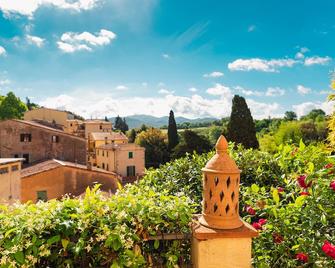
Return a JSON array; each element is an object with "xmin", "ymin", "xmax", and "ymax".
[{"xmin": 192, "ymin": 135, "xmax": 258, "ymax": 268}]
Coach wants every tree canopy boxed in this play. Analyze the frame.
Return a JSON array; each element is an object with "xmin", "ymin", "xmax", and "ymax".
[{"xmin": 0, "ymin": 92, "xmax": 27, "ymax": 120}]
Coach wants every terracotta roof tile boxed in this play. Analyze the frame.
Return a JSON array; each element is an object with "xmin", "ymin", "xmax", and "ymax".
[{"xmin": 90, "ymin": 132, "xmax": 128, "ymax": 141}]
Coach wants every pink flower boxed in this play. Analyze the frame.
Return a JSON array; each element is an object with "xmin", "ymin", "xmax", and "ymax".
[
  {"xmin": 324, "ymin": 163, "xmax": 334, "ymax": 169},
  {"xmin": 246, "ymin": 206, "xmax": 256, "ymax": 215},
  {"xmin": 297, "ymin": 175, "xmax": 312, "ymax": 188},
  {"xmin": 277, "ymin": 187, "xmax": 284, "ymax": 193},
  {"xmin": 330, "ymin": 181, "xmax": 335, "ymax": 191},
  {"xmin": 252, "ymin": 222, "xmax": 262, "ymax": 230},
  {"xmin": 258, "ymin": 218, "xmax": 267, "ymax": 226},
  {"xmin": 295, "ymin": 252, "xmax": 308, "ymax": 263},
  {"xmin": 300, "ymin": 191, "xmax": 310, "ymax": 196},
  {"xmin": 322, "ymin": 241, "xmax": 335, "ymax": 260}
]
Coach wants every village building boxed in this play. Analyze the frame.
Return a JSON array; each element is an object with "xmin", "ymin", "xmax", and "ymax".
[
  {"xmin": 21, "ymin": 159, "xmax": 120, "ymax": 203},
  {"xmin": 24, "ymin": 107, "xmax": 74, "ymax": 127},
  {"xmin": 0, "ymin": 158, "xmax": 24, "ymax": 204},
  {"xmin": 95, "ymin": 143, "xmax": 145, "ymax": 179},
  {"xmin": 0, "ymin": 119, "xmax": 86, "ymax": 166}
]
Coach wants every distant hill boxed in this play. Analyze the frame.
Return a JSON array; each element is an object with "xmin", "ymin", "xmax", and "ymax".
[{"xmin": 109, "ymin": 114, "xmax": 218, "ymax": 129}]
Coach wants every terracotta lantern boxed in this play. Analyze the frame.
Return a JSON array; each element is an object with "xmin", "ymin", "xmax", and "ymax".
[{"xmin": 199, "ymin": 135, "xmax": 243, "ymax": 229}]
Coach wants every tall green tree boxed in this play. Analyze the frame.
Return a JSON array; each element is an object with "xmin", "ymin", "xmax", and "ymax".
[
  {"xmin": 227, "ymin": 95, "xmax": 259, "ymax": 149},
  {"xmin": 25, "ymin": 97, "xmax": 39, "ymax": 111},
  {"xmin": 114, "ymin": 115, "xmax": 123, "ymax": 130},
  {"xmin": 128, "ymin": 129, "xmax": 137, "ymax": 143},
  {"xmin": 284, "ymin": 111, "xmax": 297, "ymax": 121},
  {"xmin": 167, "ymin": 110, "xmax": 179, "ymax": 150},
  {"xmin": 122, "ymin": 118, "xmax": 129, "ymax": 133},
  {"xmin": 172, "ymin": 130, "xmax": 212, "ymax": 159},
  {"xmin": 0, "ymin": 92, "xmax": 27, "ymax": 120}
]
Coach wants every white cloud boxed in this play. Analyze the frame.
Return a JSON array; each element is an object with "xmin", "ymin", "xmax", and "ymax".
[
  {"xmin": 158, "ymin": 88, "xmax": 174, "ymax": 95},
  {"xmin": 265, "ymin": 87, "xmax": 285, "ymax": 97},
  {"xmin": 228, "ymin": 58, "xmax": 297, "ymax": 72},
  {"xmin": 248, "ymin": 25, "xmax": 256, "ymax": 32},
  {"xmin": 188, "ymin": 87, "xmax": 198, "ymax": 92},
  {"xmin": 0, "ymin": 46, "xmax": 6, "ymax": 56},
  {"xmin": 162, "ymin": 53, "xmax": 170, "ymax": 59},
  {"xmin": 206, "ymin": 83, "xmax": 232, "ymax": 97},
  {"xmin": 319, "ymin": 90, "xmax": 331, "ymax": 95},
  {"xmin": 39, "ymin": 89, "xmax": 281, "ymax": 119},
  {"xmin": 203, "ymin": 71, "xmax": 224, "ymax": 78},
  {"xmin": 0, "ymin": 79, "xmax": 10, "ymax": 85},
  {"xmin": 57, "ymin": 29, "xmax": 116, "ymax": 53},
  {"xmin": 297, "ymin": 85, "xmax": 311, "ymax": 95},
  {"xmin": 0, "ymin": 0, "xmax": 101, "ymax": 18},
  {"xmin": 304, "ymin": 56, "xmax": 331, "ymax": 66},
  {"xmin": 293, "ymin": 101, "xmax": 334, "ymax": 118},
  {"xmin": 115, "ymin": 85, "xmax": 128, "ymax": 91},
  {"xmin": 26, "ymin": 34, "xmax": 45, "ymax": 47},
  {"xmin": 235, "ymin": 86, "xmax": 263, "ymax": 97},
  {"xmin": 295, "ymin": 47, "xmax": 309, "ymax": 59}
]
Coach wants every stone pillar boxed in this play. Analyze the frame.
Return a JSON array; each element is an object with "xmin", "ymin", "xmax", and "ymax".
[{"xmin": 192, "ymin": 135, "xmax": 258, "ymax": 268}]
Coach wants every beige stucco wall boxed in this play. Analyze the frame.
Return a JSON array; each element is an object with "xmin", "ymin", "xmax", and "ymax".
[
  {"xmin": 21, "ymin": 166, "xmax": 119, "ymax": 203},
  {"xmin": 24, "ymin": 108, "xmax": 70, "ymax": 126},
  {"xmin": 85, "ymin": 122, "xmax": 113, "ymax": 138},
  {"xmin": 96, "ymin": 144, "xmax": 145, "ymax": 177},
  {"xmin": 0, "ymin": 161, "xmax": 22, "ymax": 204}
]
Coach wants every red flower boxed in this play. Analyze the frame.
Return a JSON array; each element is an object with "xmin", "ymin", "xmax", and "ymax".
[
  {"xmin": 273, "ymin": 233, "xmax": 284, "ymax": 244},
  {"xmin": 252, "ymin": 222, "xmax": 262, "ymax": 230},
  {"xmin": 258, "ymin": 218, "xmax": 267, "ymax": 226},
  {"xmin": 322, "ymin": 241, "xmax": 335, "ymax": 259},
  {"xmin": 277, "ymin": 187, "xmax": 284, "ymax": 193},
  {"xmin": 297, "ymin": 175, "xmax": 312, "ymax": 188},
  {"xmin": 295, "ymin": 252, "xmax": 308, "ymax": 263},
  {"xmin": 246, "ymin": 206, "xmax": 256, "ymax": 215},
  {"xmin": 330, "ymin": 181, "xmax": 335, "ymax": 191},
  {"xmin": 300, "ymin": 191, "xmax": 310, "ymax": 196},
  {"xmin": 324, "ymin": 163, "xmax": 334, "ymax": 169}
]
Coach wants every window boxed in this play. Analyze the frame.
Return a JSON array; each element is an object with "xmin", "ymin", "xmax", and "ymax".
[
  {"xmin": 100, "ymin": 125, "xmax": 103, "ymax": 130},
  {"xmin": 0, "ymin": 167, "xmax": 8, "ymax": 175},
  {"xmin": 14, "ymin": 154, "xmax": 19, "ymax": 158},
  {"xmin": 37, "ymin": 191, "xmax": 48, "ymax": 202},
  {"xmin": 102, "ymin": 151, "xmax": 104, "ymax": 157},
  {"xmin": 11, "ymin": 165, "xmax": 19, "ymax": 172},
  {"xmin": 128, "ymin": 152, "xmax": 133, "ymax": 159},
  {"xmin": 106, "ymin": 164, "xmax": 109, "ymax": 171},
  {"xmin": 107, "ymin": 151, "xmax": 109, "ymax": 157},
  {"xmin": 23, "ymin": 154, "xmax": 29, "ymax": 164},
  {"xmin": 127, "ymin": 166, "xmax": 136, "ymax": 177},
  {"xmin": 52, "ymin": 135, "xmax": 59, "ymax": 143},
  {"xmin": 20, "ymin": 133, "xmax": 31, "ymax": 142},
  {"xmin": 102, "ymin": 163, "xmax": 105, "ymax": 169}
]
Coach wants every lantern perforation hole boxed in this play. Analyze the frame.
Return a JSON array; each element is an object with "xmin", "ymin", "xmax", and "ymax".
[
  {"xmin": 227, "ymin": 176, "xmax": 231, "ymax": 188},
  {"xmin": 214, "ymin": 203, "xmax": 218, "ymax": 213},
  {"xmin": 214, "ymin": 176, "xmax": 219, "ymax": 186},
  {"xmin": 231, "ymin": 191, "xmax": 235, "ymax": 201},
  {"xmin": 205, "ymin": 175, "xmax": 208, "ymax": 184},
  {"xmin": 209, "ymin": 189, "xmax": 213, "ymax": 199},
  {"xmin": 235, "ymin": 204, "xmax": 238, "ymax": 213},
  {"xmin": 204, "ymin": 202, "xmax": 207, "ymax": 210},
  {"xmin": 219, "ymin": 191, "xmax": 224, "ymax": 202},
  {"xmin": 225, "ymin": 204, "xmax": 230, "ymax": 214}
]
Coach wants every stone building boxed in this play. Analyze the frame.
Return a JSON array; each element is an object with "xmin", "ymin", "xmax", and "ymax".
[
  {"xmin": 0, "ymin": 120, "xmax": 86, "ymax": 166},
  {"xmin": 96, "ymin": 143, "xmax": 145, "ymax": 179},
  {"xmin": 21, "ymin": 159, "xmax": 120, "ymax": 203},
  {"xmin": 0, "ymin": 158, "xmax": 23, "ymax": 204},
  {"xmin": 24, "ymin": 107, "xmax": 74, "ymax": 127}
]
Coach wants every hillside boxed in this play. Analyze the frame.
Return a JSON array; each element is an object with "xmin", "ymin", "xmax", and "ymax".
[{"xmin": 109, "ymin": 114, "xmax": 218, "ymax": 128}]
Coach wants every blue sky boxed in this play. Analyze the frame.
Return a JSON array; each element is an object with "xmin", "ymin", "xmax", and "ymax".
[{"xmin": 0, "ymin": 0, "xmax": 334, "ymax": 119}]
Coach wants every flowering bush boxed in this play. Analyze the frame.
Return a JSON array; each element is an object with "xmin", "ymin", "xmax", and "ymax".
[{"xmin": 0, "ymin": 185, "xmax": 193, "ymax": 267}]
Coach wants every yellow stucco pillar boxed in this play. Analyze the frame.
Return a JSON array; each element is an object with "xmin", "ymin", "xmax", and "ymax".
[{"xmin": 192, "ymin": 135, "xmax": 258, "ymax": 268}]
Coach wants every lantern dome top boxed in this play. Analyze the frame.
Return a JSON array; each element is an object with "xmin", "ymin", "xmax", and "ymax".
[{"xmin": 202, "ymin": 135, "xmax": 240, "ymax": 174}]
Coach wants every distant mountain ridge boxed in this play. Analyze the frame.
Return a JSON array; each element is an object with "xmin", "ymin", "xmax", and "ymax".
[{"xmin": 109, "ymin": 114, "xmax": 218, "ymax": 129}]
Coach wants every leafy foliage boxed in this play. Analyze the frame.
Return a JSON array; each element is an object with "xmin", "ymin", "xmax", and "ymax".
[{"xmin": 0, "ymin": 92, "xmax": 27, "ymax": 120}]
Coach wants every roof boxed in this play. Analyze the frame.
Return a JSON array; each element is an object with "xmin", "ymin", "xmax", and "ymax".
[
  {"xmin": 97, "ymin": 143, "xmax": 144, "ymax": 151},
  {"xmin": 7, "ymin": 120, "xmax": 86, "ymax": 141},
  {"xmin": 0, "ymin": 158, "xmax": 24, "ymax": 165},
  {"xmin": 90, "ymin": 132, "xmax": 128, "ymax": 141},
  {"xmin": 25, "ymin": 107, "xmax": 68, "ymax": 114},
  {"xmin": 21, "ymin": 159, "xmax": 119, "ymax": 178}
]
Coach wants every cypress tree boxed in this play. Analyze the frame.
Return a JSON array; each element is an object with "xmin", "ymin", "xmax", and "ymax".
[
  {"xmin": 167, "ymin": 110, "xmax": 179, "ymax": 150},
  {"xmin": 227, "ymin": 95, "xmax": 259, "ymax": 149},
  {"xmin": 128, "ymin": 129, "xmax": 137, "ymax": 143},
  {"xmin": 114, "ymin": 115, "xmax": 122, "ymax": 130}
]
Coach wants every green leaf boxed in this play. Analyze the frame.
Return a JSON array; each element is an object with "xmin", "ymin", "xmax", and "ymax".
[
  {"xmin": 299, "ymin": 139, "xmax": 306, "ymax": 150},
  {"xmin": 47, "ymin": 235, "xmax": 60, "ymax": 245},
  {"xmin": 5, "ymin": 227, "xmax": 18, "ymax": 238},
  {"xmin": 272, "ymin": 189, "xmax": 280, "ymax": 205},
  {"xmin": 295, "ymin": 195, "xmax": 306, "ymax": 207},
  {"xmin": 308, "ymin": 162, "xmax": 314, "ymax": 173},
  {"xmin": 154, "ymin": 240, "xmax": 159, "ymax": 249},
  {"xmin": 13, "ymin": 251, "xmax": 24, "ymax": 264},
  {"xmin": 62, "ymin": 239, "xmax": 69, "ymax": 250},
  {"xmin": 321, "ymin": 214, "xmax": 327, "ymax": 225},
  {"xmin": 251, "ymin": 184, "xmax": 260, "ymax": 193}
]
